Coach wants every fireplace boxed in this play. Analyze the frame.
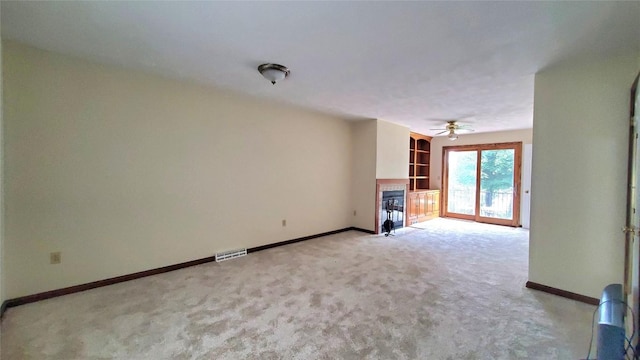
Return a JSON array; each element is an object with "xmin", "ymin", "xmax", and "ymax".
[
  {"xmin": 375, "ymin": 179, "xmax": 409, "ymax": 234},
  {"xmin": 381, "ymin": 190, "xmax": 404, "ymax": 233}
]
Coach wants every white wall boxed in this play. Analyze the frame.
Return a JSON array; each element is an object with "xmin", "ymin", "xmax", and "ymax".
[
  {"xmin": 429, "ymin": 129, "xmax": 533, "ymax": 190},
  {"xmin": 351, "ymin": 120, "xmax": 377, "ymax": 231},
  {"xmin": 530, "ymin": 52, "xmax": 639, "ymax": 298},
  {"xmin": 3, "ymin": 41, "xmax": 354, "ymax": 299},
  {"xmin": 376, "ymin": 119, "xmax": 410, "ymax": 179},
  {"xmin": 0, "ymin": 4, "xmax": 4, "ymax": 307}
]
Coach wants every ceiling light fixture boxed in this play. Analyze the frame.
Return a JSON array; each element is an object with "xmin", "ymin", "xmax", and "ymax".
[
  {"xmin": 258, "ymin": 63, "xmax": 290, "ymax": 85},
  {"xmin": 447, "ymin": 130, "xmax": 458, "ymax": 141}
]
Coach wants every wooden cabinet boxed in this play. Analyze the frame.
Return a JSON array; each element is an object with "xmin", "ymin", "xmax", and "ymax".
[
  {"xmin": 409, "ymin": 132, "xmax": 432, "ymax": 191},
  {"xmin": 407, "ymin": 190, "xmax": 440, "ymax": 224}
]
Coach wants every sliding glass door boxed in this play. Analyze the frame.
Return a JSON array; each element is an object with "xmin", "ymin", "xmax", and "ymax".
[{"xmin": 443, "ymin": 143, "xmax": 522, "ymax": 226}]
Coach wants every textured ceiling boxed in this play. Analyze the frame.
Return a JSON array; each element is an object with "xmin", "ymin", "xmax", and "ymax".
[{"xmin": 2, "ymin": 1, "xmax": 639, "ymax": 136}]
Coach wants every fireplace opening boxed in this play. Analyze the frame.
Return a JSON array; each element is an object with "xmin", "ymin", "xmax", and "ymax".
[{"xmin": 381, "ymin": 190, "xmax": 404, "ymax": 233}]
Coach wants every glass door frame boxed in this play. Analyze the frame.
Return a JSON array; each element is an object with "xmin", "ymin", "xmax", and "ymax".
[{"xmin": 442, "ymin": 142, "xmax": 523, "ymax": 227}]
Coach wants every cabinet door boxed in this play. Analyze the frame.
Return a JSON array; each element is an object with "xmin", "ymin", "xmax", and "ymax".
[
  {"xmin": 418, "ymin": 192, "xmax": 428, "ymax": 219},
  {"xmin": 408, "ymin": 192, "xmax": 419, "ymax": 223},
  {"xmin": 424, "ymin": 192, "xmax": 435, "ymax": 216}
]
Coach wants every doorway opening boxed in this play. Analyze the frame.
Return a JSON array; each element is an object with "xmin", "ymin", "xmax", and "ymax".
[{"xmin": 443, "ymin": 142, "xmax": 522, "ymax": 226}]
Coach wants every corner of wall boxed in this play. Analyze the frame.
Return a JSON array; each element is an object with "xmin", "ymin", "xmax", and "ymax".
[
  {"xmin": 3, "ymin": 43, "xmax": 355, "ymax": 298},
  {"xmin": 350, "ymin": 120, "xmax": 377, "ymax": 231}
]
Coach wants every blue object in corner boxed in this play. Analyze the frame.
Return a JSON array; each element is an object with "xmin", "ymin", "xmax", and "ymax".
[{"xmin": 597, "ymin": 283, "xmax": 625, "ymax": 360}]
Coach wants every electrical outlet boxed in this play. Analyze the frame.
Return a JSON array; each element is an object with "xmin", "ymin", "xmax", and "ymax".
[
  {"xmin": 282, "ymin": 219, "xmax": 286, "ymax": 227},
  {"xmin": 353, "ymin": 210, "xmax": 357, "ymax": 216},
  {"xmin": 50, "ymin": 252, "xmax": 61, "ymax": 264}
]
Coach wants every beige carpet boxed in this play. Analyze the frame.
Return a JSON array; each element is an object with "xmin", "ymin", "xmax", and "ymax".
[{"xmin": 2, "ymin": 218, "xmax": 595, "ymax": 359}]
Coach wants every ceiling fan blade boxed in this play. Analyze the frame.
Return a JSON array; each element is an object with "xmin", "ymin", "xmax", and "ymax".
[
  {"xmin": 434, "ymin": 130, "xmax": 448, "ymax": 135},
  {"xmin": 456, "ymin": 128, "xmax": 475, "ymax": 133},
  {"xmin": 429, "ymin": 128, "xmax": 447, "ymax": 130}
]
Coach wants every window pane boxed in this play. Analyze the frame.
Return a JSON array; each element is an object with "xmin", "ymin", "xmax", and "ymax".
[
  {"xmin": 447, "ymin": 151, "xmax": 477, "ymax": 215},
  {"xmin": 479, "ymin": 149, "xmax": 515, "ymax": 220}
]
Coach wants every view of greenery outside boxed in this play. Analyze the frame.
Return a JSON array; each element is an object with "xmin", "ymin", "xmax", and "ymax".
[
  {"xmin": 480, "ymin": 150, "xmax": 514, "ymax": 207},
  {"xmin": 447, "ymin": 151, "xmax": 477, "ymax": 215}
]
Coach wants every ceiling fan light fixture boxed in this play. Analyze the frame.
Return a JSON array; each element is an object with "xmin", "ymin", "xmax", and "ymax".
[
  {"xmin": 258, "ymin": 63, "xmax": 290, "ymax": 85},
  {"xmin": 430, "ymin": 120, "xmax": 473, "ymax": 139}
]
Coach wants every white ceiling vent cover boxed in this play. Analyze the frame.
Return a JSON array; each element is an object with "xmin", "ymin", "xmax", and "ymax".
[{"xmin": 215, "ymin": 248, "xmax": 247, "ymax": 262}]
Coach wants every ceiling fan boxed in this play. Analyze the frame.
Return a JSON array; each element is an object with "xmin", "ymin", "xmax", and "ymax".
[{"xmin": 430, "ymin": 120, "xmax": 474, "ymax": 141}]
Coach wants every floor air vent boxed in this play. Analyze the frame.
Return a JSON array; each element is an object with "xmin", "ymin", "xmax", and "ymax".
[{"xmin": 215, "ymin": 248, "xmax": 247, "ymax": 262}]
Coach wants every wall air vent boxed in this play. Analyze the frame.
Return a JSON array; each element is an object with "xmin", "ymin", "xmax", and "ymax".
[{"xmin": 215, "ymin": 248, "xmax": 247, "ymax": 262}]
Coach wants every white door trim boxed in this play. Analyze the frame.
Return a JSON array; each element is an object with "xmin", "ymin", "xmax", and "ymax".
[{"xmin": 521, "ymin": 144, "xmax": 532, "ymax": 229}]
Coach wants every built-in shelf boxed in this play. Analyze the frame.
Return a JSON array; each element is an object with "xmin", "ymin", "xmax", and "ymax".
[{"xmin": 409, "ymin": 132, "xmax": 432, "ymax": 191}]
